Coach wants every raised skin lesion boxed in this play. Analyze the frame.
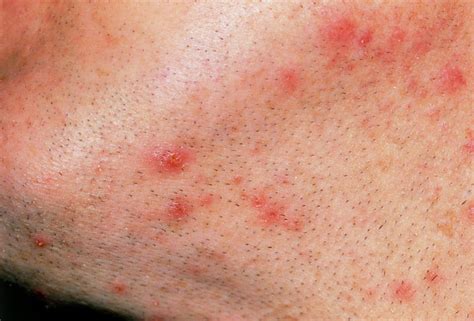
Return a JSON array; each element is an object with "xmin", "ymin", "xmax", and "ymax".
[{"xmin": 0, "ymin": 1, "xmax": 473, "ymax": 321}]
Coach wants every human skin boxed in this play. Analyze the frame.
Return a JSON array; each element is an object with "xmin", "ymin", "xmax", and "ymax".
[{"xmin": 0, "ymin": 0, "xmax": 473, "ymax": 320}]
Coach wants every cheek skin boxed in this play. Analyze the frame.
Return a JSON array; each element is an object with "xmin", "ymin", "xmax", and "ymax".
[
  {"xmin": 0, "ymin": 1, "xmax": 473, "ymax": 321},
  {"xmin": 135, "ymin": 2, "xmax": 471, "ymax": 318}
]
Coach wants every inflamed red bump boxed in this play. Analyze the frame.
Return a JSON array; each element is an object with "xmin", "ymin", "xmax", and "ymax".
[
  {"xmin": 146, "ymin": 144, "xmax": 193, "ymax": 174},
  {"xmin": 357, "ymin": 29, "xmax": 373, "ymax": 47},
  {"xmin": 279, "ymin": 68, "xmax": 300, "ymax": 94},
  {"xmin": 463, "ymin": 139, "xmax": 474, "ymax": 155},
  {"xmin": 248, "ymin": 192, "xmax": 303, "ymax": 231},
  {"xmin": 388, "ymin": 27, "xmax": 406, "ymax": 47},
  {"xmin": 392, "ymin": 280, "xmax": 416, "ymax": 303},
  {"xmin": 166, "ymin": 197, "xmax": 193, "ymax": 221},
  {"xmin": 437, "ymin": 64, "xmax": 467, "ymax": 94},
  {"xmin": 424, "ymin": 269, "xmax": 443, "ymax": 286},
  {"xmin": 111, "ymin": 281, "xmax": 127, "ymax": 295},
  {"xmin": 324, "ymin": 17, "xmax": 357, "ymax": 45},
  {"xmin": 33, "ymin": 234, "xmax": 49, "ymax": 248},
  {"xmin": 198, "ymin": 193, "xmax": 214, "ymax": 207},
  {"xmin": 231, "ymin": 175, "xmax": 243, "ymax": 185},
  {"xmin": 259, "ymin": 204, "xmax": 283, "ymax": 225}
]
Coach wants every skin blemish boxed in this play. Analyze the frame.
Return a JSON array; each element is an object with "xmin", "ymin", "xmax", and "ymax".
[
  {"xmin": 437, "ymin": 64, "xmax": 467, "ymax": 94},
  {"xmin": 33, "ymin": 234, "xmax": 49, "ymax": 248},
  {"xmin": 464, "ymin": 140, "xmax": 474, "ymax": 154},
  {"xmin": 389, "ymin": 27, "xmax": 406, "ymax": 46},
  {"xmin": 464, "ymin": 201, "xmax": 474, "ymax": 224},
  {"xmin": 424, "ymin": 268, "xmax": 443, "ymax": 286},
  {"xmin": 111, "ymin": 281, "xmax": 127, "ymax": 295},
  {"xmin": 259, "ymin": 204, "xmax": 284, "ymax": 225},
  {"xmin": 246, "ymin": 192, "xmax": 302, "ymax": 231},
  {"xmin": 463, "ymin": 132, "xmax": 474, "ymax": 154},
  {"xmin": 436, "ymin": 210, "xmax": 457, "ymax": 238},
  {"xmin": 324, "ymin": 17, "xmax": 357, "ymax": 45},
  {"xmin": 198, "ymin": 193, "xmax": 214, "ymax": 207},
  {"xmin": 357, "ymin": 29, "xmax": 373, "ymax": 47},
  {"xmin": 363, "ymin": 287, "xmax": 378, "ymax": 302},
  {"xmin": 251, "ymin": 193, "xmax": 268, "ymax": 209},
  {"xmin": 391, "ymin": 280, "xmax": 416, "ymax": 303},
  {"xmin": 146, "ymin": 144, "xmax": 193, "ymax": 174},
  {"xmin": 231, "ymin": 175, "xmax": 243, "ymax": 185},
  {"xmin": 411, "ymin": 36, "xmax": 431, "ymax": 57},
  {"xmin": 279, "ymin": 68, "xmax": 299, "ymax": 94},
  {"xmin": 166, "ymin": 197, "xmax": 193, "ymax": 221}
]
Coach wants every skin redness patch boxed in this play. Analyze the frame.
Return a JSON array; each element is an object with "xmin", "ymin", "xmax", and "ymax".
[
  {"xmin": 231, "ymin": 175, "xmax": 243, "ymax": 185},
  {"xmin": 166, "ymin": 197, "xmax": 193, "ymax": 221},
  {"xmin": 437, "ymin": 64, "xmax": 467, "ymax": 94},
  {"xmin": 198, "ymin": 193, "xmax": 214, "ymax": 207},
  {"xmin": 145, "ymin": 144, "xmax": 193, "ymax": 174},
  {"xmin": 388, "ymin": 27, "xmax": 406, "ymax": 46},
  {"xmin": 463, "ymin": 139, "xmax": 474, "ymax": 154},
  {"xmin": 424, "ymin": 269, "xmax": 443, "ymax": 286},
  {"xmin": 247, "ymin": 192, "xmax": 303, "ymax": 231},
  {"xmin": 279, "ymin": 68, "xmax": 300, "ymax": 94},
  {"xmin": 392, "ymin": 280, "xmax": 416, "ymax": 303},
  {"xmin": 324, "ymin": 17, "xmax": 357, "ymax": 45},
  {"xmin": 357, "ymin": 29, "xmax": 373, "ymax": 47},
  {"xmin": 465, "ymin": 201, "xmax": 474, "ymax": 223},
  {"xmin": 111, "ymin": 281, "xmax": 127, "ymax": 295}
]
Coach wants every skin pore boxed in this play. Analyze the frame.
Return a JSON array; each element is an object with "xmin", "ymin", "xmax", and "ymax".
[{"xmin": 0, "ymin": 0, "xmax": 473, "ymax": 320}]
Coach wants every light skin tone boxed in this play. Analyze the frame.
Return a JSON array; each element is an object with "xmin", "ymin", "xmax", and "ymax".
[{"xmin": 0, "ymin": 1, "xmax": 473, "ymax": 320}]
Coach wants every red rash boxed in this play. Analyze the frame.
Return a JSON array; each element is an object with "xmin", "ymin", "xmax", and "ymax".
[
  {"xmin": 147, "ymin": 144, "xmax": 193, "ymax": 174},
  {"xmin": 166, "ymin": 197, "xmax": 193, "ymax": 221},
  {"xmin": 325, "ymin": 17, "xmax": 356, "ymax": 44},
  {"xmin": 358, "ymin": 30, "xmax": 373, "ymax": 47},
  {"xmin": 322, "ymin": 16, "xmax": 374, "ymax": 50},
  {"xmin": 437, "ymin": 65, "xmax": 467, "ymax": 94},
  {"xmin": 248, "ymin": 193, "xmax": 302, "ymax": 231},
  {"xmin": 279, "ymin": 68, "xmax": 299, "ymax": 94},
  {"xmin": 463, "ymin": 139, "xmax": 474, "ymax": 155},
  {"xmin": 33, "ymin": 234, "xmax": 49, "ymax": 248},
  {"xmin": 311, "ymin": 7, "xmax": 469, "ymax": 105},
  {"xmin": 388, "ymin": 27, "xmax": 406, "ymax": 46},
  {"xmin": 424, "ymin": 269, "xmax": 442, "ymax": 286},
  {"xmin": 250, "ymin": 193, "xmax": 285, "ymax": 225},
  {"xmin": 392, "ymin": 280, "xmax": 416, "ymax": 303},
  {"xmin": 198, "ymin": 194, "xmax": 214, "ymax": 207},
  {"xmin": 111, "ymin": 282, "xmax": 127, "ymax": 295},
  {"xmin": 466, "ymin": 202, "xmax": 474, "ymax": 224},
  {"xmin": 231, "ymin": 175, "xmax": 243, "ymax": 185}
]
